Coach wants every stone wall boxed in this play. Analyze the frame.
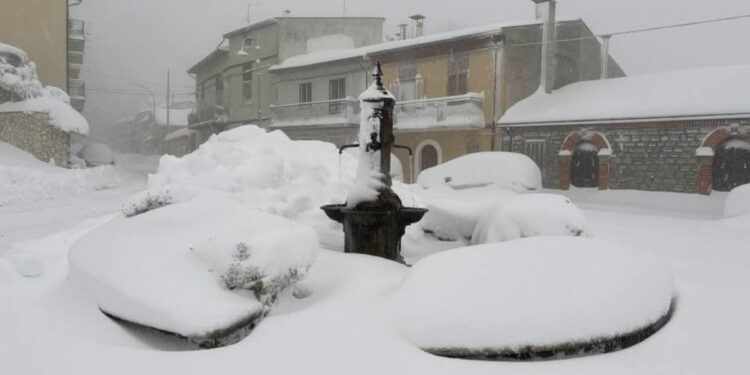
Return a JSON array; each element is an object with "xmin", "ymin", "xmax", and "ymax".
[
  {"xmin": 504, "ymin": 118, "xmax": 750, "ymax": 194},
  {"xmin": 0, "ymin": 111, "xmax": 70, "ymax": 167}
]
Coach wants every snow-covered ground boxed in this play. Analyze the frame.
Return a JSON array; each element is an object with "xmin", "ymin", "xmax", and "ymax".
[{"xmin": 1, "ymin": 136, "xmax": 749, "ymax": 373}]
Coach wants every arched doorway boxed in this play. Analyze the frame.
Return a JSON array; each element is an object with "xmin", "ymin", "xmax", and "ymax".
[
  {"xmin": 571, "ymin": 141, "xmax": 600, "ymax": 188},
  {"xmin": 712, "ymin": 138, "xmax": 750, "ymax": 191},
  {"xmin": 420, "ymin": 144, "xmax": 439, "ymax": 171}
]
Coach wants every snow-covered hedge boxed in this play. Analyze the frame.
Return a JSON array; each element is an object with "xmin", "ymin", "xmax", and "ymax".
[
  {"xmin": 417, "ymin": 152, "xmax": 542, "ymax": 192},
  {"xmin": 472, "ymin": 193, "xmax": 590, "ymax": 244},
  {"xmin": 389, "ymin": 237, "xmax": 674, "ymax": 358},
  {"xmin": 70, "ymin": 193, "xmax": 318, "ymax": 340},
  {"xmin": 724, "ymin": 183, "xmax": 750, "ymax": 218}
]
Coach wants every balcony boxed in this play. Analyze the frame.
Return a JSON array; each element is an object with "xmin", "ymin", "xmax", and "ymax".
[
  {"xmin": 394, "ymin": 92, "xmax": 486, "ymax": 130},
  {"xmin": 69, "ymin": 79, "xmax": 85, "ymax": 113},
  {"xmin": 68, "ymin": 19, "xmax": 85, "ymax": 41},
  {"xmin": 270, "ymin": 98, "xmax": 359, "ymax": 128}
]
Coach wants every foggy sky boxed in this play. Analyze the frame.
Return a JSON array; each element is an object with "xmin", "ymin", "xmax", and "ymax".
[{"xmin": 70, "ymin": 0, "xmax": 750, "ymax": 140}]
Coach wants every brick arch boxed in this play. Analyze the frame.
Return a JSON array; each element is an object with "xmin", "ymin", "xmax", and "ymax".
[
  {"xmin": 559, "ymin": 130, "xmax": 612, "ymax": 190},
  {"xmin": 696, "ymin": 125, "xmax": 750, "ymax": 195}
]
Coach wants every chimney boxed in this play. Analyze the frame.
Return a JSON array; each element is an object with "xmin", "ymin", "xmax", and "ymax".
[
  {"xmin": 534, "ymin": 0, "xmax": 556, "ymax": 94},
  {"xmin": 600, "ymin": 35, "xmax": 611, "ymax": 80},
  {"xmin": 398, "ymin": 23, "xmax": 408, "ymax": 40},
  {"xmin": 409, "ymin": 14, "xmax": 426, "ymax": 37}
]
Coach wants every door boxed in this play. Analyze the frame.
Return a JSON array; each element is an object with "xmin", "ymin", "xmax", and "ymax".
[
  {"xmin": 571, "ymin": 141, "xmax": 599, "ymax": 188},
  {"xmin": 713, "ymin": 138, "xmax": 750, "ymax": 191}
]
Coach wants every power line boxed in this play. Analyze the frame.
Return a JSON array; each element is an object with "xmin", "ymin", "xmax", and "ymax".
[
  {"xmin": 508, "ymin": 13, "xmax": 750, "ymax": 47},
  {"xmin": 81, "ymin": 69, "xmax": 194, "ymax": 89}
]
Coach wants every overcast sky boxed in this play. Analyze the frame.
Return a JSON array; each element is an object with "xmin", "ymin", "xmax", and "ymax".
[{"xmin": 70, "ymin": 0, "xmax": 750, "ymax": 139}]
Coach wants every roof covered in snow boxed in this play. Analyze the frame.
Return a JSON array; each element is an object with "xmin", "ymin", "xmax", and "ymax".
[
  {"xmin": 271, "ymin": 18, "xmax": 559, "ymax": 72},
  {"xmin": 499, "ymin": 65, "xmax": 750, "ymax": 125},
  {"xmin": 187, "ymin": 47, "xmax": 229, "ymax": 75}
]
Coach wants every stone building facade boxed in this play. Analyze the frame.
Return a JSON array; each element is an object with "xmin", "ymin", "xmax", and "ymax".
[
  {"xmin": 504, "ymin": 119, "xmax": 750, "ymax": 194},
  {"xmin": 499, "ymin": 65, "xmax": 750, "ymax": 195},
  {"xmin": 0, "ymin": 111, "xmax": 70, "ymax": 166}
]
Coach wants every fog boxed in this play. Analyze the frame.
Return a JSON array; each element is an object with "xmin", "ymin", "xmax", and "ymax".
[{"xmin": 70, "ymin": 0, "xmax": 750, "ymax": 140}]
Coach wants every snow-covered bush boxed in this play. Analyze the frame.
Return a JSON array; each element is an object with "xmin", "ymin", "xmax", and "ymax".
[
  {"xmin": 70, "ymin": 193, "xmax": 318, "ymax": 339},
  {"xmin": 724, "ymin": 183, "xmax": 750, "ymax": 218},
  {"xmin": 472, "ymin": 193, "xmax": 590, "ymax": 244},
  {"xmin": 389, "ymin": 237, "xmax": 673, "ymax": 358},
  {"xmin": 0, "ymin": 43, "xmax": 88, "ymax": 135},
  {"xmin": 121, "ymin": 189, "xmax": 174, "ymax": 217},
  {"xmin": 417, "ymin": 152, "xmax": 542, "ymax": 192}
]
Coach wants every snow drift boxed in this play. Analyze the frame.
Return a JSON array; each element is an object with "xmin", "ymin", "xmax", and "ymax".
[
  {"xmin": 724, "ymin": 183, "xmax": 750, "ymax": 218},
  {"xmin": 0, "ymin": 141, "xmax": 117, "ymax": 206}
]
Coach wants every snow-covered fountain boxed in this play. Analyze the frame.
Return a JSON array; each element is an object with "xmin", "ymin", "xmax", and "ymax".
[{"xmin": 322, "ymin": 63, "xmax": 427, "ymax": 262}]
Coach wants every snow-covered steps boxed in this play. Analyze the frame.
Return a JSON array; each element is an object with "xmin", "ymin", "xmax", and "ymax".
[
  {"xmin": 388, "ymin": 237, "xmax": 674, "ymax": 360},
  {"xmin": 68, "ymin": 193, "xmax": 318, "ymax": 348}
]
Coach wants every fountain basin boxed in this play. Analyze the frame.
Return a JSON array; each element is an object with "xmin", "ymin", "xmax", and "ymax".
[{"xmin": 321, "ymin": 204, "xmax": 427, "ymax": 261}]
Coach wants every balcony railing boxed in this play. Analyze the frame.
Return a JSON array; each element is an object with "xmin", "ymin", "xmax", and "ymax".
[
  {"xmin": 270, "ymin": 98, "xmax": 359, "ymax": 128},
  {"xmin": 394, "ymin": 92, "xmax": 486, "ymax": 130}
]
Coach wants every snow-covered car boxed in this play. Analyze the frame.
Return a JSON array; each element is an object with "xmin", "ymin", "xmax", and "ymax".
[
  {"xmin": 77, "ymin": 142, "xmax": 115, "ymax": 167},
  {"xmin": 417, "ymin": 151, "xmax": 542, "ymax": 192}
]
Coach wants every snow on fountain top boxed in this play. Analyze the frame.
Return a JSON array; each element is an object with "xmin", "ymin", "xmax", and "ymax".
[{"xmin": 346, "ymin": 64, "xmax": 396, "ymax": 208}]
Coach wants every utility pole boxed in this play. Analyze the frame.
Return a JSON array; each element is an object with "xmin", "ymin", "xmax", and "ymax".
[
  {"xmin": 166, "ymin": 69, "xmax": 170, "ymax": 154},
  {"xmin": 532, "ymin": 0, "xmax": 556, "ymax": 94}
]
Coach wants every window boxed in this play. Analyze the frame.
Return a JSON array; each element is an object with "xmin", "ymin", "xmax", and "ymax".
[
  {"xmin": 524, "ymin": 140, "xmax": 545, "ymax": 169},
  {"xmin": 200, "ymin": 82, "xmax": 205, "ymax": 100},
  {"xmin": 299, "ymin": 82, "xmax": 312, "ymax": 103},
  {"xmin": 447, "ymin": 53, "xmax": 469, "ymax": 96},
  {"xmin": 242, "ymin": 63, "xmax": 253, "ymax": 102},
  {"xmin": 215, "ymin": 75, "xmax": 224, "ymax": 106},
  {"xmin": 328, "ymin": 78, "xmax": 346, "ymax": 113},
  {"xmin": 398, "ymin": 62, "xmax": 417, "ymax": 101}
]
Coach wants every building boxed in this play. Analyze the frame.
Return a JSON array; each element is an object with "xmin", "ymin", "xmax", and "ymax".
[
  {"xmin": 0, "ymin": 0, "xmax": 87, "ymax": 112},
  {"xmin": 498, "ymin": 65, "xmax": 750, "ymax": 195},
  {"xmin": 113, "ymin": 99, "xmax": 195, "ymax": 155},
  {"xmin": 269, "ymin": 17, "xmax": 622, "ymax": 182},
  {"xmin": 187, "ymin": 17, "xmax": 385, "ymax": 145}
]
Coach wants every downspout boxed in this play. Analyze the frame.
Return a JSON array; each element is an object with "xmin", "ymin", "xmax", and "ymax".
[{"xmin": 490, "ymin": 34, "xmax": 504, "ymax": 151}]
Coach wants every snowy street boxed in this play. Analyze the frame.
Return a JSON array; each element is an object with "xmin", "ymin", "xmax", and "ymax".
[{"xmin": 1, "ymin": 166, "xmax": 748, "ymax": 373}]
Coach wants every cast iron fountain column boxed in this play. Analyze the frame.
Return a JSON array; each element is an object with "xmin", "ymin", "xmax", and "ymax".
[{"xmin": 321, "ymin": 63, "xmax": 427, "ymax": 262}]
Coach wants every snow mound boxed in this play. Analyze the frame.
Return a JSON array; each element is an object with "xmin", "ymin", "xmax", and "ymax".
[
  {"xmin": 78, "ymin": 142, "xmax": 115, "ymax": 167},
  {"xmin": 724, "ymin": 183, "xmax": 750, "ymax": 218},
  {"xmin": 472, "ymin": 193, "xmax": 590, "ymax": 244},
  {"xmin": 389, "ymin": 237, "xmax": 674, "ymax": 357},
  {"xmin": 417, "ymin": 152, "xmax": 542, "ymax": 192},
  {"xmin": 69, "ymin": 193, "xmax": 318, "ymax": 340},
  {"xmin": 0, "ymin": 142, "xmax": 118, "ymax": 206}
]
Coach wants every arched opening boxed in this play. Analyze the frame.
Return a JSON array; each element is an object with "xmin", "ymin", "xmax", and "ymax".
[
  {"xmin": 712, "ymin": 138, "xmax": 750, "ymax": 192},
  {"xmin": 571, "ymin": 141, "xmax": 600, "ymax": 188},
  {"xmin": 420, "ymin": 144, "xmax": 439, "ymax": 171}
]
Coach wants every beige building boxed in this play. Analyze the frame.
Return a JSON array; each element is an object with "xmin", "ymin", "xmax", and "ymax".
[
  {"xmin": 0, "ymin": 0, "xmax": 86, "ymax": 111},
  {"xmin": 269, "ymin": 18, "xmax": 623, "ymax": 182}
]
